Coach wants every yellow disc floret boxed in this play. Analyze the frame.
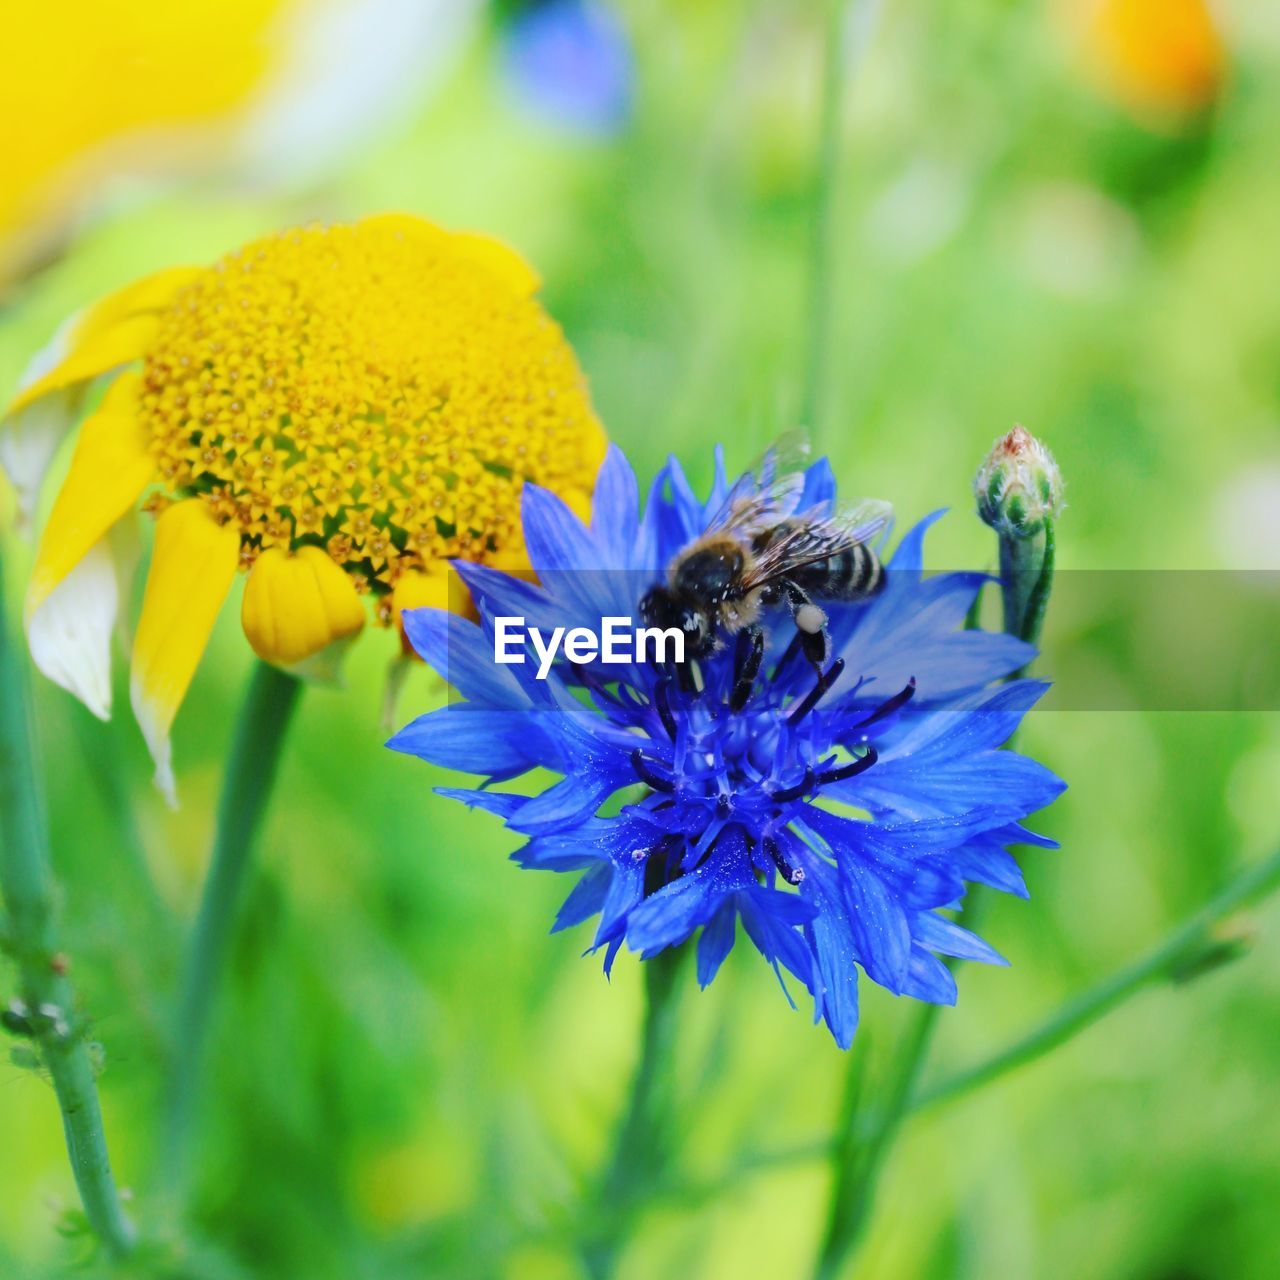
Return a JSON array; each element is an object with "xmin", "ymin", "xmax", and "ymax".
[{"xmin": 137, "ymin": 217, "xmax": 606, "ymax": 611}]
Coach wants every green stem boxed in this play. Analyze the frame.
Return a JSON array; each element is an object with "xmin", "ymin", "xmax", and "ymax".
[
  {"xmin": 70, "ymin": 706, "xmax": 171, "ymax": 936},
  {"xmin": 1018, "ymin": 518, "xmax": 1055, "ymax": 646},
  {"xmin": 0, "ymin": 554, "xmax": 135, "ymax": 1258},
  {"xmin": 799, "ymin": 0, "xmax": 847, "ymax": 448},
  {"xmin": 799, "ymin": 0, "xmax": 882, "ymax": 450},
  {"xmin": 814, "ymin": 514, "xmax": 1055, "ymax": 1273},
  {"xmin": 580, "ymin": 947, "xmax": 685, "ymax": 1280},
  {"xmin": 813, "ymin": 1000, "xmax": 942, "ymax": 1280},
  {"xmin": 160, "ymin": 660, "xmax": 300, "ymax": 1189},
  {"xmin": 998, "ymin": 518, "xmax": 1055, "ymax": 650},
  {"xmin": 917, "ymin": 845, "xmax": 1280, "ymax": 1112}
]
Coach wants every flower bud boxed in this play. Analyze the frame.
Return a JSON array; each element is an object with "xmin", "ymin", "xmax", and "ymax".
[{"xmin": 974, "ymin": 425, "xmax": 1064, "ymax": 540}]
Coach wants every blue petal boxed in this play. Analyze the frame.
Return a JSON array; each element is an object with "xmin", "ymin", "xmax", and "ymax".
[
  {"xmin": 855, "ymin": 751, "xmax": 1066, "ymax": 823},
  {"xmin": 454, "ymin": 560, "xmax": 558, "ymax": 627},
  {"xmin": 696, "ymin": 899, "xmax": 738, "ymax": 988},
  {"xmin": 876, "ymin": 680, "xmax": 1050, "ymax": 757},
  {"xmin": 553, "ymin": 862, "xmax": 613, "ymax": 931},
  {"xmin": 796, "ymin": 859, "xmax": 864, "ymax": 1045},
  {"xmin": 799, "ymin": 458, "xmax": 837, "ymax": 511},
  {"xmin": 513, "ymin": 822, "xmax": 618, "ymax": 871},
  {"xmin": 505, "ymin": 772, "xmax": 620, "ymax": 836},
  {"xmin": 591, "ymin": 445, "xmax": 640, "ymax": 565},
  {"xmin": 739, "ymin": 890, "xmax": 819, "ymax": 1016},
  {"xmin": 401, "ymin": 607, "xmax": 529, "ymax": 707},
  {"xmin": 387, "ymin": 707, "xmax": 563, "ymax": 775},
  {"xmin": 839, "ymin": 572, "xmax": 1033, "ymax": 698},
  {"xmin": 948, "ymin": 842, "xmax": 1030, "ymax": 898},
  {"xmin": 912, "ymin": 911, "xmax": 1008, "ymax": 965},
  {"xmin": 886, "ymin": 511, "xmax": 947, "ymax": 575},
  {"xmin": 596, "ymin": 859, "xmax": 644, "ymax": 947},
  {"xmin": 436, "ymin": 786, "xmax": 530, "ymax": 822},
  {"xmin": 522, "ymin": 481, "xmax": 598, "ymax": 574},
  {"xmin": 900, "ymin": 947, "xmax": 957, "ymax": 1005},
  {"xmin": 626, "ymin": 867, "xmax": 725, "ymax": 957}
]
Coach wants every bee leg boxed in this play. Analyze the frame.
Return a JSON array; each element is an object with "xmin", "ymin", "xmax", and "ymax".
[
  {"xmin": 670, "ymin": 657, "xmax": 704, "ymax": 697},
  {"xmin": 798, "ymin": 620, "xmax": 829, "ymax": 671},
  {"xmin": 781, "ymin": 581, "xmax": 830, "ymax": 672},
  {"xmin": 730, "ymin": 626, "xmax": 766, "ymax": 711}
]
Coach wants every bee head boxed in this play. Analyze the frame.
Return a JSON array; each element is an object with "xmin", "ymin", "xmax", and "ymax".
[{"xmin": 639, "ymin": 585, "xmax": 714, "ymax": 659}]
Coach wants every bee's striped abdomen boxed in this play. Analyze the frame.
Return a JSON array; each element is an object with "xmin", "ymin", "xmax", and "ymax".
[
  {"xmin": 843, "ymin": 542, "xmax": 884, "ymax": 597},
  {"xmin": 790, "ymin": 542, "xmax": 883, "ymax": 600}
]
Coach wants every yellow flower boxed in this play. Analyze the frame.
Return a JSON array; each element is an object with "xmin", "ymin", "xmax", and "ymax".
[
  {"xmin": 1074, "ymin": 0, "xmax": 1225, "ymax": 120},
  {"xmin": 1, "ymin": 214, "xmax": 606, "ymax": 801},
  {"xmin": 1, "ymin": 0, "xmax": 475, "ymax": 288}
]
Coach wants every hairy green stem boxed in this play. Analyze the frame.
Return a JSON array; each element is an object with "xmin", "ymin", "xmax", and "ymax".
[
  {"xmin": 0, "ymin": 553, "xmax": 135, "ymax": 1257},
  {"xmin": 814, "ymin": 511, "xmax": 1056, "ymax": 1274},
  {"xmin": 999, "ymin": 518, "xmax": 1056, "ymax": 649},
  {"xmin": 161, "ymin": 660, "xmax": 300, "ymax": 1189},
  {"xmin": 580, "ymin": 947, "xmax": 685, "ymax": 1280}
]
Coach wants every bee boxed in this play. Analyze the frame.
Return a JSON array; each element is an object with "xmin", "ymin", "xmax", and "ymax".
[{"xmin": 639, "ymin": 436, "xmax": 891, "ymax": 705}]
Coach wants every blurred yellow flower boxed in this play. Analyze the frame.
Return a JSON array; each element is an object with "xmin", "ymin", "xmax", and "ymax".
[
  {"xmin": 1, "ymin": 214, "xmax": 606, "ymax": 801},
  {"xmin": 0, "ymin": 0, "xmax": 476, "ymax": 288},
  {"xmin": 1076, "ymin": 0, "xmax": 1225, "ymax": 119}
]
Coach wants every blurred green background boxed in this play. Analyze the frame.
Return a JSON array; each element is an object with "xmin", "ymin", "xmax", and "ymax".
[{"xmin": 3, "ymin": 1, "xmax": 1280, "ymax": 1277}]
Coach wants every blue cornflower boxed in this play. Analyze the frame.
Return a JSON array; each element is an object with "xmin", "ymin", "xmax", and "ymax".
[
  {"xmin": 389, "ymin": 447, "xmax": 1064, "ymax": 1047},
  {"xmin": 499, "ymin": 0, "xmax": 633, "ymax": 135}
]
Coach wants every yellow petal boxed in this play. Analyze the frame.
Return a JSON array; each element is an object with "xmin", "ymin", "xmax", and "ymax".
[
  {"xmin": 130, "ymin": 500, "xmax": 239, "ymax": 805},
  {"xmin": 75, "ymin": 267, "xmax": 204, "ymax": 338},
  {"xmin": 390, "ymin": 563, "xmax": 455, "ymax": 623},
  {"xmin": 7, "ymin": 315, "xmax": 158, "ymax": 417},
  {"xmin": 361, "ymin": 213, "xmax": 541, "ymax": 296},
  {"xmin": 447, "ymin": 231, "xmax": 542, "ymax": 297},
  {"xmin": 26, "ymin": 373, "xmax": 153, "ymax": 616},
  {"xmin": 5, "ymin": 266, "xmax": 198, "ymax": 417},
  {"xmin": 241, "ymin": 545, "xmax": 365, "ymax": 673}
]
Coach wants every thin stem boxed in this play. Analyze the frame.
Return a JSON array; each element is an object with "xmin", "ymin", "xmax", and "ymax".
[
  {"xmin": 998, "ymin": 517, "xmax": 1055, "ymax": 652},
  {"xmin": 70, "ymin": 705, "xmax": 171, "ymax": 936},
  {"xmin": 813, "ymin": 1000, "xmax": 942, "ymax": 1280},
  {"xmin": 917, "ymin": 844, "xmax": 1280, "ymax": 1112},
  {"xmin": 800, "ymin": 0, "xmax": 881, "ymax": 448},
  {"xmin": 0, "ymin": 554, "xmax": 135, "ymax": 1257},
  {"xmin": 580, "ymin": 946, "xmax": 685, "ymax": 1280},
  {"xmin": 160, "ymin": 660, "xmax": 301, "ymax": 1189},
  {"xmin": 799, "ymin": 0, "xmax": 847, "ymax": 447},
  {"xmin": 1018, "ymin": 518, "xmax": 1055, "ymax": 646}
]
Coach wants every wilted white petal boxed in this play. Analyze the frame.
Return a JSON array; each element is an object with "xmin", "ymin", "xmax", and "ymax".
[
  {"xmin": 25, "ymin": 540, "xmax": 118, "ymax": 720},
  {"xmin": 1, "ymin": 314, "xmax": 86, "ymax": 531},
  {"xmin": 0, "ymin": 389, "xmax": 80, "ymax": 532}
]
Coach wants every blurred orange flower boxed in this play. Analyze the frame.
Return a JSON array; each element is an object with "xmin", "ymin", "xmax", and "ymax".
[{"xmin": 1075, "ymin": 0, "xmax": 1225, "ymax": 119}]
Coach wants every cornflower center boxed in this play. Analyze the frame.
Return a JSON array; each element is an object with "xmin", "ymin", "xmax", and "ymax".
[{"xmin": 616, "ymin": 641, "xmax": 911, "ymax": 886}]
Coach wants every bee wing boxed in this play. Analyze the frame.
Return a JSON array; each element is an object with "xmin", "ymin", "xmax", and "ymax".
[
  {"xmin": 824, "ymin": 496, "xmax": 893, "ymax": 546},
  {"xmin": 705, "ymin": 430, "xmax": 813, "ymax": 534},
  {"xmin": 738, "ymin": 497, "xmax": 894, "ymax": 591}
]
